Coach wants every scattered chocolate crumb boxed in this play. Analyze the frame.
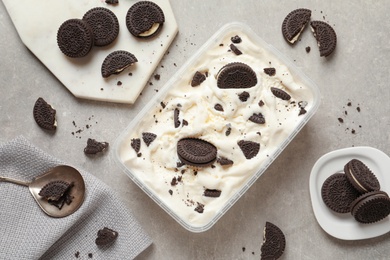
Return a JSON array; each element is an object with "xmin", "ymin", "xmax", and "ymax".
[
  {"xmin": 298, "ymin": 108, "xmax": 307, "ymax": 116},
  {"xmin": 88, "ymin": 253, "xmax": 93, "ymax": 258},
  {"xmin": 225, "ymin": 127, "xmax": 232, "ymax": 136},
  {"xmin": 160, "ymin": 101, "xmax": 166, "ymax": 109},
  {"xmin": 149, "ymin": 82, "xmax": 153, "ymax": 86},
  {"xmin": 338, "ymin": 118, "xmax": 344, "ymax": 123},
  {"xmin": 351, "ymin": 129, "xmax": 356, "ymax": 134},
  {"xmin": 242, "ymin": 247, "xmax": 246, "ymax": 252},
  {"xmin": 347, "ymin": 102, "xmax": 352, "ymax": 106},
  {"xmin": 169, "ymin": 189, "xmax": 173, "ymax": 195},
  {"xmin": 75, "ymin": 251, "xmax": 80, "ymax": 258},
  {"xmin": 128, "ymin": 72, "xmax": 133, "ymax": 76},
  {"xmin": 154, "ymin": 74, "xmax": 161, "ymax": 80},
  {"xmin": 306, "ymin": 46, "xmax": 311, "ymax": 53},
  {"xmin": 219, "ymin": 43, "xmax": 224, "ymax": 47},
  {"xmin": 344, "ymin": 111, "xmax": 348, "ymax": 115},
  {"xmin": 173, "ymin": 63, "xmax": 177, "ymax": 67},
  {"xmin": 258, "ymin": 100, "xmax": 264, "ymax": 107},
  {"xmin": 171, "ymin": 177, "xmax": 177, "ymax": 186},
  {"xmin": 357, "ymin": 107, "xmax": 361, "ymax": 112},
  {"xmin": 214, "ymin": 103, "xmax": 224, "ymax": 111}
]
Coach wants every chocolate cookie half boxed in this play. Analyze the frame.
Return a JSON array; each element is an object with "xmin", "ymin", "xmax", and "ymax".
[
  {"xmin": 101, "ymin": 50, "xmax": 138, "ymax": 78},
  {"xmin": 344, "ymin": 159, "xmax": 380, "ymax": 193},
  {"xmin": 177, "ymin": 138, "xmax": 217, "ymax": 167},
  {"xmin": 33, "ymin": 97, "xmax": 57, "ymax": 131},
  {"xmin": 126, "ymin": 1, "xmax": 165, "ymax": 38},
  {"xmin": 261, "ymin": 222, "xmax": 286, "ymax": 260},
  {"xmin": 321, "ymin": 173, "xmax": 361, "ymax": 213},
  {"xmin": 281, "ymin": 8, "xmax": 311, "ymax": 44},
  {"xmin": 310, "ymin": 21, "xmax": 337, "ymax": 57},
  {"xmin": 57, "ymin": 18, "xmax": 94, "ymax": 58},
  {"xmin": 216, "ymin": 62, "xmax": 257, "ymax": 89},
  {"xmin": 350, "ymin": 191, "xmax": 390, "ymax": 224},
  {"xmin": 83, "ymin": 7, "xmax": 119, "ymax": 46}
]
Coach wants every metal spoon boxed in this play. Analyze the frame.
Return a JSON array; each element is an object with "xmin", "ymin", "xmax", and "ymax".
[{"xmin": 0, "ymin": 165, "xmax": 85, "ymax": 218}]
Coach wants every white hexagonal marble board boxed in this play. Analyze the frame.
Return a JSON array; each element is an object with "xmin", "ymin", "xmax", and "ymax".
[{"xmin": 2, "ymin": 0, "xmax": 178, "ymax": 104}]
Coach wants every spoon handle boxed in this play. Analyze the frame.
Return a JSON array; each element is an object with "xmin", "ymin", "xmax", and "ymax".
[{"xmin": 0, "ymin": 176, "xmax": 30, "ymax": 187}]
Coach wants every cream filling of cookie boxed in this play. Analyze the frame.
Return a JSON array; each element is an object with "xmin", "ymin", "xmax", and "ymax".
[
  {"xmin": 348, "ymin": 168, "xmax": 368, "ymax": 192},
  {"xmin": 120, "ymin": 29, "xmax": 316, "ymax": 228},
  {"xmin": 289, "ymin": 24, "xmax": 307, "ymax": 44},
  {"xmin": 139, "ymin": 23, "xmax": 160, "ymax": 37}
]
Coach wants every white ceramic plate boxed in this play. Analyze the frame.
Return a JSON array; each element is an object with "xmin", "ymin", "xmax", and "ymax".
[{"xmin": 309, "ymin": 146, "xmax": 390, "ymax": 240}]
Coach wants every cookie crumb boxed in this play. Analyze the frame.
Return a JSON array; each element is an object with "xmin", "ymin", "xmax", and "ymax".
[{"xmin": 305, "ymin": 46, "xmax": 311, "ymax": 53}]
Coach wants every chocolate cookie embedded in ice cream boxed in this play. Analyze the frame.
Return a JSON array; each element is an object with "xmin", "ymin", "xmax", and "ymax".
[
  {"xmin": 217, "ymin": 62, "xmax": 257, "ymax": 89},
  {"xmin": 177, "ymin": 138, "xmax": 217, "ymax": 167}
]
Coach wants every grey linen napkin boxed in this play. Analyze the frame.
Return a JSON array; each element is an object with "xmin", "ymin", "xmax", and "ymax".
[{"xmin": 0, "ymin": 136, "xmax": 152, "ymax": 260}]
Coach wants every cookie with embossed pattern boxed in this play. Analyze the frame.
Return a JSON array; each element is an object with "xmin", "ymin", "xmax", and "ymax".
[
  {"xmin": 177, "ymin": 138, "xmax": 217, "ymax": 167},
  {"xmin": 310, "ymin": 20, "xmax": 337, "ymax": 57},
  {"xmin": 350, "ymin": 191, "xmax": 390, "ymax": 224},
  {"xmin": 126, "ymin": 1, "xmax": 165, "ymax": 38},
  {"xmin": 83, "ymin": 7, "xmax": 119, "ymax": 46},
  {"xmin": 282, "ymin": 8, "xmax": 311, "ymax": 45},
  {"xmin": 101, "ymin": 50, "xmax": 138, "ymax": 78},
  {"xmin": 321, "ymin": 173, "xmax": 361, "ymax": 213},
  {"xmin": 217, "ymin": 62, "xmax": 257, "ymax": 89},
  {"xmin": 261, "ymin": 222, "xmax": 286, "ymax": 260},
  {"xmin": 57, "ymin": 18, "xmax": 94, "ymax": 58}
]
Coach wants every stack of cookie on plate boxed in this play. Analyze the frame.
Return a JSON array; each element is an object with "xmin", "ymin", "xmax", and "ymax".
[{"xmin": 321, "ymin": 159, "xmax": 390, "ymax": 223}]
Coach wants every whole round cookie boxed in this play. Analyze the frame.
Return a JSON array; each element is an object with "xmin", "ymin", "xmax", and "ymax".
[
  {"xmin": 177, "ymin": 138, "xmax": 217, "ymax": 167},
  {"xmin": 101, "ymin": 50, "xmax": 138, "ymax": 78},
  {"xmin": 344, "ymin": 159, "xmax": 380, "ymax": 193},
  {"xmin": 57, "ymin": 18, "xmax": 94, "ymax": 58},
  {"xmin": 350, "ymin": 191, "xmax": 390, "ymax": 224},
  {"xmin": 126, "ymin": 1, "xmax": 165, "ymax": 38},
  {"xmin": 261, "ymin": 222, "xmax": 286, "ymax": 260},
  {"xmin": 321, "ymin": 173, "xmax": 361, "ymax": 213},
  {"xmin": 216, "ymin": 62, "xmax": 257, "ymax": 89},
  {"xmin": 310, "ymin": 21, "xmax": 337, "ymax": 57},
  {"xmin": 281, "ymin": 8, "xmax": 311, "ymax": 44},
  {"xmin": 83, "ymin": 7, "xmax": 119, "ymax": 46}
]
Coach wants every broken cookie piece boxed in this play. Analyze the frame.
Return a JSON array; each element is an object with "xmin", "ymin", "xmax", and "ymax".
[
  {"xmin": 95, "ymin": 227, "xmax": 118, "ymax": 246},
  {"xmin": 261, "ymin": 222, "xmax": 286, "ymax": 260},
  {"xmin": 101, "ymin": 50, "xmax": 138, "ymax": 78},
  {"xmin": 281, "ymin": 8, "xmax": 311, "ymax": 44},
  {"xmin": 310, "ymin": 20, "xmax": 337, "ymax": 57},
  {"xmin": 33, "ymin": 97, "xmax": 57, "ymax": 131},
  {"xmin": 84, "ymin": 138, "xmax": 109, "ymax": 155}
]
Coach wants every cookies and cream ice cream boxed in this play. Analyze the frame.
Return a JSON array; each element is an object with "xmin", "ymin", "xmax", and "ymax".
[{"xmin": 117, "ymin": 25, "xmax": 318, "ymax": 230}]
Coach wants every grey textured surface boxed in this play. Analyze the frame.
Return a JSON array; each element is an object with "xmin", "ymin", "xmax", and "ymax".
[{"xmin": 1, "ymin": 1, "xmax": 390, "ymax": 259}]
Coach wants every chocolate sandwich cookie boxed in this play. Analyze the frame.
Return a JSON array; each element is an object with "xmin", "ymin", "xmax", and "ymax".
[
  {"xmin": 350, "ymin": 191, "xmax": 390, "ymax": 224},
  {"xmin": 101, "ymin": 50, "xmax": 138, "ymax": 78},
  {"xmin": 237, "ymin": 140, "xmax": 260, "ymax": 159},
  {"xmin": 271, "ymin": 87, "xmax": 291, "ymax": 101},
  {"xmin": 83, "ymin": 7, "xmax": 119, "ymax": 46},
  {"xmin": 216, "ymin": 62, "xmax": 257, "ymax": 89},
  {"xmin": 95, "ymin": 227, "xmax": 118, "ymax": 246},
  {"xmin": 57, "ymin": 18, "xmax": 94, "ymax": 58},
  {"xmin": 84, "ymin": 138, "xmax": 109, "ymax": 154},
  {"xmin": 344, "ymin": 159, "xmax": 380, "ymax": 193},
  {"xmin": 33, "ymin": 97, "xmax": 57, "ymax": 131},
  {"xmin": 261, "ymin": 222, "xmax": 286, "ymax": 260},
  {"xmin": 321, "ymin": 173, "xmax": 361, "ymax": 213},
  {"xmin": 177, "ymin": 138, "xmax": 217, "ymax": 167},
  {"xmin": 281, "ymin": 8, "xmax": 311, "ymax": 44},
  {"xmin": 126, "ymin": 1, "xmax": 165, "ymax": 38},
  {"xmin": 310, "ymin": 21, "xmax": 337, "ymax": 57}
]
